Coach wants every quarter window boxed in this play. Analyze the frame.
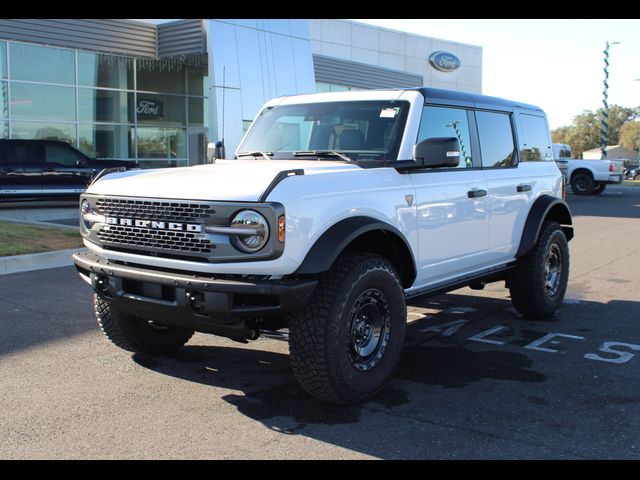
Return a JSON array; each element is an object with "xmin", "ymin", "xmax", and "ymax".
[
  {"xmin": 519, "ymin": 114, "xmax": 553, "ymax": 162},
  {"xmin": 417, "ymin": 106, "xmax": 472, "ymax": 168},
  {"xmin": 476, "ymin": 111, "xmax": 516, "ymax": 168}
]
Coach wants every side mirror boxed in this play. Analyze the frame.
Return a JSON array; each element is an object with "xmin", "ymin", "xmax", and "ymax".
[{"xmin": 413, "ymin": 137, "xmax": 460, "ymax": 168}]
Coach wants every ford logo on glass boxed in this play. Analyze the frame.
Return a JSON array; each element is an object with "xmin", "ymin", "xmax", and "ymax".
[
  {"xmin": 137, "ymin": 99, "xmax": 164, "ymax": 120},
  {"xmin": 429, "ymin": 51, "xmax": 461, "ymax": 72}
]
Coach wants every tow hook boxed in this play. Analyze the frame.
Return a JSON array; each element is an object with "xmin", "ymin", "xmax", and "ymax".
[{"xmin": 186, "ymin": 290, "xmax": 206, "ymax": 315}]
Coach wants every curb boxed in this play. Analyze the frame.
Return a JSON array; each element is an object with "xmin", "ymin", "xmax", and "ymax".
[{"xmin": 0, "ymin": 248, "xmax": 86, "ymax": 275}]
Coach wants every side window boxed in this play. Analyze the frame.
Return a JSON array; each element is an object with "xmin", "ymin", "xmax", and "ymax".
[
  {"xmin": 4, "ymin": 143, "xmax": 43, "ymax": 164},
  {"xmin": 417, "ymin": 106, "xmax": 472, "ymax": 168},
  {"xmin": 45, "ymin": 144, "xmax": 85, "ymax": 167},
  {"xmin": 519, "ymin": 114, "xmax": 553, "ymax": 162},
  {"xmin": 476, "ymin": 111, "xmax": 516, "ymax": 168}
]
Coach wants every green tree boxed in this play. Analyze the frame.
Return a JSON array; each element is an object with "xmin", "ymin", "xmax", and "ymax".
[
  {"xmin": 551, "ymin": 105, "xmax": 639, "ymax": 158},
  {"xmin": 619, "ymin": 121, "xmax": 640, "ymax": 152}
]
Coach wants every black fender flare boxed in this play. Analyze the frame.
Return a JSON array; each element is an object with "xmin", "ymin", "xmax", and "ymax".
[
  {"xmin": 516, "ymin": 195, "xmax": 574, "ymax": 258},
  {"xmin": 294, "ymin": 216, "xmax": 417, "ymax": 287}
]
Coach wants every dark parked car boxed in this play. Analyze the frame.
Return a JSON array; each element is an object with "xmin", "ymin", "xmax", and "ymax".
[{"xmin": 0, "ymin": 140, "xmax": 138, "ymax": 201}]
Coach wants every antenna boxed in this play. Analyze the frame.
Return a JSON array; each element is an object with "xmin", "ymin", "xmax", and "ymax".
[{"xmin": 221, "ymin": 65, "xmax": 226, "ymax": 158}]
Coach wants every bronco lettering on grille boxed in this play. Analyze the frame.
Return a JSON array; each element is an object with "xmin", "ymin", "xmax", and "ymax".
[{"xmin": 105, "ymin": 217, "xmax": 202, "ymax": 233}]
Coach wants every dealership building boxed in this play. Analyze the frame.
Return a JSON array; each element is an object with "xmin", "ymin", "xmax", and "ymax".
[{"xmin": 0, "ymin": 19, "xmax": 482, "ymax": 167}]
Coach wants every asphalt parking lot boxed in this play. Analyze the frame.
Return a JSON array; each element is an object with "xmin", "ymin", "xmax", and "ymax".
[{"xmin": 0, "ymin": 186, "xmax": 639, "ymax": 459}]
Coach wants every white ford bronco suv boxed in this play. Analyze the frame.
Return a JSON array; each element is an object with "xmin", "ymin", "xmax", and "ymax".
[{"xmin": 73, "ymin": 87, "xmax": 573, "ymax": 404}]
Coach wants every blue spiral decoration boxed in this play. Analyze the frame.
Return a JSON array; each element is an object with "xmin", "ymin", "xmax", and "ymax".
[{"xmin": 601, "ymin": 43, "xmax": 610, "ymax": 159}]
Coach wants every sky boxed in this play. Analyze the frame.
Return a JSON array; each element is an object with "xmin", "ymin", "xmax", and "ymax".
[{"xmin": 356, "ymin": 19, "xmax": 640, "ymax": 130}]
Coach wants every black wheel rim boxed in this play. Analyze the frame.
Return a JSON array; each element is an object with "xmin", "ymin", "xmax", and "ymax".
[
  {"xmin": 346, "ymin": 288, "xmax": 391, "ymax": 371},
  {"xmin": 574, "ymin": 177, "xmax": 589, "ymax": 193},
  {"xmin": 544, "ymin": 243, "xmax": 563, "ymax": 297}
]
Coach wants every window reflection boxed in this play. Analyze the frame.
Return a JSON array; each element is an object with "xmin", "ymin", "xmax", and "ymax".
[
  {"xmin": 476, "ymin": 111, "xmax": 515, "ymax": 168},
  {"xmin": 418, "ymin": 106, "xmax": 472, "ymax": 168},
  {"xmin": 79, "ymin": 88, "xmax": 134, "ymax": 123},
  {"xmin": 137, "ymin": 127, "xmax": 186, "ymax": 159},
  {"xmin": 1, "ymin": 81, "xmax": 7, "ymax": 120},
  {"xmin": 11, "ymin": 83, "xmax": 76, "ymax": 121},
  {"xmin": 11, "ymin": 121, "xmax": 76, "ymax": 144},
  {"xmin": 79, "ymin": 124, "xmax": 133, "ymax": 159}
]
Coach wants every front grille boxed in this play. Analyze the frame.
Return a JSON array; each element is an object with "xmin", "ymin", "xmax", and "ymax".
[
  {"xmin": 95, "ymin": 198, "xmax": 214, "ymax": 223},
  {"xmin": 97, "ymin": 225, "xmax": 214, "ymax": 254}
]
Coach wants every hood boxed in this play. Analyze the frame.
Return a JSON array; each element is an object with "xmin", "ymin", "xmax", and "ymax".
[{"xmin": 86, "ymin": 159, "xmax": 360, "ymax": 201}]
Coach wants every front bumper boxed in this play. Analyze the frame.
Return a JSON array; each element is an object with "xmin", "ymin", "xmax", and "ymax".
[{"xmin": 73, "ymin": 251, "xmax": 317, "ymax": 338}]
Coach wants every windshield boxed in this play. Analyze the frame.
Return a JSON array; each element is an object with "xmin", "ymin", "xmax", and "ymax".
[{"xmin": 237, "ymin": 100, "xmax": 410, "ymax": 162}]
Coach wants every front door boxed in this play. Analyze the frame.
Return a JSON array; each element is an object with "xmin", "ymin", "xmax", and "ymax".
[
  {"xmin": 409, "ymin": 105, "xmax": 490, "ymax": 287},
  {"xmin": 41, "ymin": 141, "xmax": 91, "ymax": 195}
]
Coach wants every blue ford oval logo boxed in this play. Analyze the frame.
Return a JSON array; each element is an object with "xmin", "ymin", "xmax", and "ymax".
[{"xmin": 429, "ymin": 51, "xmax": 461, "ymax": 72}]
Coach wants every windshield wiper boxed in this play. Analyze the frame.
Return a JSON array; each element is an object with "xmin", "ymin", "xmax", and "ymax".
[
  {"xmin": 237, "ymin": 151, "xmax": 273, "ymax": 161},
  {"xmin": 293, "ymin": 150, "xmax": 354, "ymax": 163}
]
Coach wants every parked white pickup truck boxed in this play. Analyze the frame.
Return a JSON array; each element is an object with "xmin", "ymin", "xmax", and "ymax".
[{"xmin": 553, "ymin": 143, "xmax": 625, "ymax": 195}]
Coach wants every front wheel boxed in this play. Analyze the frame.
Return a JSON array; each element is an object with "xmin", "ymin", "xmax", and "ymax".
[
  {"xmin": 509, "ymin": 221, "xmax": 569, "ymax": 318},
  {"xmin": 94, "ymin": 295, "xmax": 194, "ymax": 355},
  {"xmin": 289, "ymin": 252, "xmax": 407, "ymax": 404}
]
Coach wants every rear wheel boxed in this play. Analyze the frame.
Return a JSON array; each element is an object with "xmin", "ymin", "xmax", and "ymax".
[
  {"xmin": 570, "ymin": 172, "xmax": 594, "ymax": 195},
  {"xmin": 289, "ymin": 252, "xmax": 406, "ymax": 404},
  {"xmin": 94, "ymin": 295, "xmax": 194, "ymax": 355},
  {"xmin": 509, "ymin": 221, "xmax": 569, "ymax": 318},
  {"xmin": 592, "ymin": 183, "xmax": 606, "ymax": 195}
]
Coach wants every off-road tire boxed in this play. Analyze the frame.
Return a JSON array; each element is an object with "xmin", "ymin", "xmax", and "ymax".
[
  {"xmin": 592, "ymin": 183, "xmax": 606, "ymax": 195},
  {"xmin": 289, "ymin": 252, "xmax": 406, "ymax": 404},
  {"xmin": 509, "ymin": 221, "xmax": 569, "ymax": 318},
  {"xmin": 94, "ymin": 294, "xmax": 194, "ymax": 355},
  {"xmin": 570, "ymin": 172, "xmax": 595, "ymax": 195}
]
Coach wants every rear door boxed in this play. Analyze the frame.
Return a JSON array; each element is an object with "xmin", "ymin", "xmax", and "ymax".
[
  {"xmin": 474, "ymin": 109, "xmax": 531, "ymax": 264},
  {"xmin": 0, "ymin": 141, "xmax": 44, "ymax": 198}
]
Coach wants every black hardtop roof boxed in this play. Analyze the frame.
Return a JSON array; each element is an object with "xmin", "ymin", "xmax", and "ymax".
[{"xmin": 411, "ymin": 87, "xmax": 544, "ymax": 113}]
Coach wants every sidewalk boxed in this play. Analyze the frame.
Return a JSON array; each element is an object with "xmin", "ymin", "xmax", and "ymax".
[{"xmin": 0, "ymin": 248, "xmax": 86, "ymax": 275}]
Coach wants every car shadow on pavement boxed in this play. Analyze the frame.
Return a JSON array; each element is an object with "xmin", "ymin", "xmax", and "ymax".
[{"xmin": 131, "ymin": 291, "xmax": 558, "ymax": 458}]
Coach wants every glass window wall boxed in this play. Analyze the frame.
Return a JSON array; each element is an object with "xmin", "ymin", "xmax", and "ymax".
[
  {"xmin": 11, "ymin": 83, "xmax": 76, "ymax": 121},
  {"xmin": 79, "ymin": 124, "xmax": 134, "ymax": 159},
  {"xmin": 1, "ymin": 81, "xmax": 7, "ymax": 120},
  {"xmin": 0, "ymin": 41, "xmax": 6, "ymax": 79},
  {"xmin": 11, "ymin": 121, "xmax": 76, "ymax": 144},
  {"xmin": 2, "ymin": 41, "xmax": 208, "ymax": 165},
  {"xmin": 78, "ymin": 52, "xmax": 134, "ymax": 90},
  {"xmin": 10, "ymin": 43, "xmax": 75, "ymax": 85},
  {"xmin": 137, "ymin": 59, "xmax": 185, "ymax": 94},
  {"xmin": 78, "ymin": 88, "xmax": 134, "ymax": 123}
]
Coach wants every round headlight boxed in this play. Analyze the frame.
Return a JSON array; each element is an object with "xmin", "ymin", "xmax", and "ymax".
[
  {"xmin": 230, "ymin": 210, "xmax": 269, "ymax": 253},
  {"xmin": 80, "ymin": 199, "xmax": 93, "ymax": 233}
]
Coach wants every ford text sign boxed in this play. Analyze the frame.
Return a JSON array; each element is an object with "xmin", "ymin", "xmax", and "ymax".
[{"xmin": 429, "ymin": 51, "xmax": 461, "ymax": 72}]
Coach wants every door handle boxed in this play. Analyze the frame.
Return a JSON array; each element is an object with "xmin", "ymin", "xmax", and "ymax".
[
  {"xmin": 467, "ymin": 189, "xmax": 487, "ymax": 198},
  {"xmin": 517, "ymin": 184, "xmax": 532, "ymax": 192}
]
